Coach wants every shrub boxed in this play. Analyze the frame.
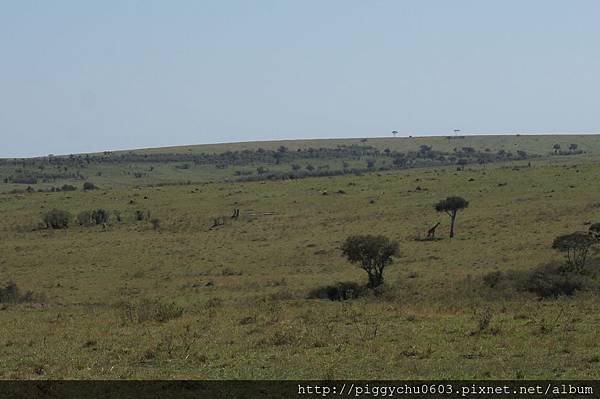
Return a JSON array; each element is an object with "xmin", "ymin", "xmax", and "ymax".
[
  {"xmin": 307, "ymin": 282, "xmax": 365, "ymax": 301},
  {"xmin": 521, "ymin": 264, "xmax": 587, "ymax": 298},
  {"xmin": 120, "ymin": 299, "xmax": 184, "ymax": 323},
  {"xmin": 77, "ymin": 209, "xmax": 109, "ymax": 226},
  {"xmin": 483, "ymin": 264, "xmax": 589, "ymax": 298},
  {"xmin": 0, "ymin": 281, "xmax": 38, "ymax": 304},
  {"xmin": 77, "ymin": 210, "xmax": 93, "ymax": 226},
  {"xmin": 482, "ymin": 270, "xmax": 503, "ymax": 288},
  {"xmin": 60, "ymin": 184, "xmax": 77, "ymax": 191},
  {"xmin": 83, "ymin": 181, "xmax": 98, "ymax": 190},
  {"xmin": 91, "ymin": 209, "xmax": 109, "ymax": 224},
  {"xmin": 43, "ymin": 209, "xmax": 71, "ymax": 229}
]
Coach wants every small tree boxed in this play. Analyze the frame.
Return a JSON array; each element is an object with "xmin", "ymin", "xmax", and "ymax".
[
  {"xmin": 552, "ymin": 232, "xmax": 596, "ymax": 273},
  {"xmin": 83, "ymin": 181, "xmax": 97, "ymax": 191},
  {"xmin": 435, "ymin": 196, "xmax": 469, "ymax": 238},
  {"xmin": 341, "ymin": 235, "xmax": 399, "ymax": 288}
]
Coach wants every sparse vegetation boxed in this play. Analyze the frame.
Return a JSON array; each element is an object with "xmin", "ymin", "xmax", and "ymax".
[{"xmin": 2, "ymin": 135, "xmax": 600, "ymax": 379}]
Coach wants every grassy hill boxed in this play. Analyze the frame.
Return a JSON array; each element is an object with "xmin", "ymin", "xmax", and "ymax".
[
  {"xmin": 131, "ymin": 134, "xmax": 600, "ymax": 155},
  {"xmin": 1, "ymin": 134, "xmax": 599, "ymax": 193},
  {"xmin": 1, "ymin": 134, "xmax": 600, "ymax": 379}
]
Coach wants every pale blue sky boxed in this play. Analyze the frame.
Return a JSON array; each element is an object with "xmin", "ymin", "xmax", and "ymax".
[{"xmin": 1, "ymin": 1, "xmax": 599, "ymax": 157}]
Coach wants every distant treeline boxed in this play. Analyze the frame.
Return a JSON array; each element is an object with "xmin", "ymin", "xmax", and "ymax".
[
  {"xmin": 1, "ymin": 144, "xmax": 531, "ymax": 169},
  {"xmin": 0, "ymin": 144, "xmax": 540, "ymax": 187}
]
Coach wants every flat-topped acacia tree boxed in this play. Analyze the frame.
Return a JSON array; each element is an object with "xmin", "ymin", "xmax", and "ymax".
[
  {"xmin": 341, "ymin": 235, "xmax": 399, "ymax": 288},
  {"xmin": 435, "ymin": 196, "xmax": 469, "ymax": 238}
]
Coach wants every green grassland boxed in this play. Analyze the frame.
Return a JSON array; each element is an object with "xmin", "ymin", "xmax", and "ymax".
[{"xmin": 1, "ymin": 135, "xmax": 600, "ymax": 379}]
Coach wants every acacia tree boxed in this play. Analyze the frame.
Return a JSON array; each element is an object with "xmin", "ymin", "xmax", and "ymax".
[
  {"xmin": 552, "ymin": 232, "xmax": 596, "ymax": 273},
  {"xmin": 435, "ymin": 196, "xmax": 469, "ymax": 238},
  {"xmin": 341, "ymin": 235, "xmax": 399, "ymax": 288}
]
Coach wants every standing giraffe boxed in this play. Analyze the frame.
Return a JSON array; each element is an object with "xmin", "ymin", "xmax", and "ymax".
[{"xmin": 427, "ymin": 222, "xmax": 441, "ymax": 239}]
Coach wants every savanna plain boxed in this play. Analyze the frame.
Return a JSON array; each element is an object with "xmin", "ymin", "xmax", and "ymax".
[{"xmin": 1, "ymin": 135, "xmax": 600, "ymax": 379}]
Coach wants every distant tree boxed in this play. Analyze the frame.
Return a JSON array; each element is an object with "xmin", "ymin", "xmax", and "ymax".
[
  {"xmin": 552, "ymin": 232, "xmax": 596, "ymax": 273},
  {"xmin": 305, "ymin": 164, "xmax": 315, "ymax": 171},
  {"xmin": 61, "ymin": 184, "xmax": 76, "ymax": 191},
  {"xmin": 435, "ymin": 196, "xmax": 469, "ymax": 238},
  {"xmin": 569, "ymin": 144, "xmax": 578, "ymax": 151},
  {"xmin": 553, "ymin": 144, "xmax": 561, "ymax": 154},
  {"xmin": 341, "ymin": 235, "xmax": 399, "ymax": 288},
  {"xmin": 83, "ymin": 181, "xmax": 97, "ymax": 191},
  {"xmin": 291, "ymin": 164, "xmax": 302, "ymax": 171},
  {"xmin": 392, "ymin": 130, "xmax": 398, "ymax": 138},
  {"xmin": 366, "ymin": 160, "xmax": 375, "ymax": 169},
  {"xmin": 256, "ymin": 166, "xmax": 267, "ymax": 175}
]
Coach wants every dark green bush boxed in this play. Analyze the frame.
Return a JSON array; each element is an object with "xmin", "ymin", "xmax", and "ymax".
[
  {"xmin": 43, "ymin": 209, "xmax": 71, "ymax": 229},
  {"xmin": 83, "ymin": 181, "xmax": 98, "ymax": 190},
  {"xmin": 483, "ymin": 263, "xmax": 591, "ymax": 298},
  {"xmin": 77, "ymin": 209, "xmax": 109, "ymax": 226},
  {"xmin": 521, "ymin": 264, "xmax": 587, "ymax": 298},
  {"xmin": 60, "ymin": 184, "xmax": 77, "ymax": 191},
  {"xmin": 307, "ymin": 282, "xmax": 365, "ymax": 301},
  {"xmin": 0, "ymin": 281, "xmax": 40, "ymax": 304},
  {"xmin": 91, "ymin": 209, "xmax": 109, "ymax": 224},
  {"xmin": 77, "ymin": 210, "xmax": 93, "ymax": 226}
]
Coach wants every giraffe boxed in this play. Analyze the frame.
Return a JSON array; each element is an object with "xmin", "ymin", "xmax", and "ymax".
[{"xmin": 427, "ymin": 222, "xmax": 441, "ymax": 239}]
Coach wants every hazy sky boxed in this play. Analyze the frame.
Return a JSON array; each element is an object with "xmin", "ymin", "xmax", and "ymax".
[{"xmin": 2, "ymin": 1, "xmax": 600, "ymax": 157}]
